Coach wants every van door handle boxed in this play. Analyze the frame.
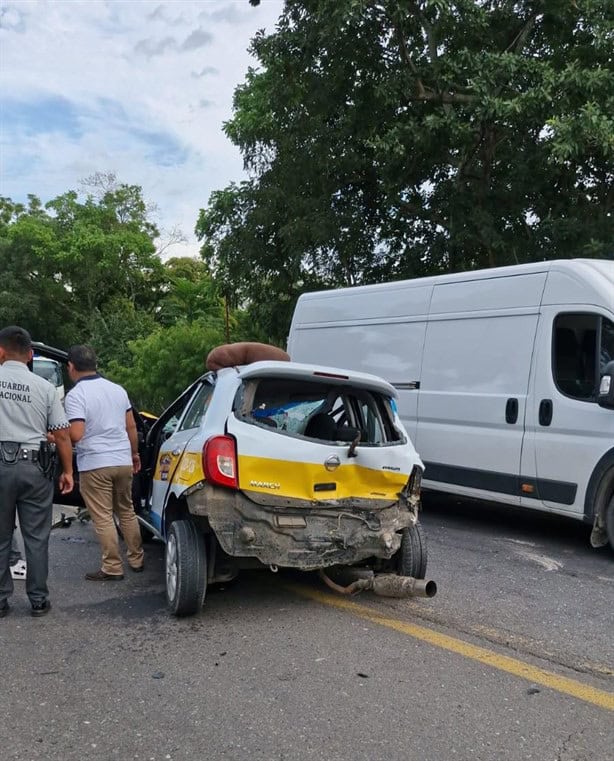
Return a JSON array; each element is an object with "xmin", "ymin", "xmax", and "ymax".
[
  {"xmin": 505, "ymin": 398, "xmax": 518, "ymax": 424},
  {"xmin": 539, "ymin": 399, "xmax": 553, "ymax": 426}
]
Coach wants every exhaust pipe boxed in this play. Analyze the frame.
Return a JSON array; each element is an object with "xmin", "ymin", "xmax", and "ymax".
[
  {"xmin": 319, "ymin": 569, "xmax": 437, "ymax": 599},
  {"xmin": 372, "ymin": 574, "xmax": 437, "ymax": 598}
]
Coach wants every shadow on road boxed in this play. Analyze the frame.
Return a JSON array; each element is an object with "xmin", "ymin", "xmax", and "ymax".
[{"xmin": 421, "ymin": 491, "xmax": 612, "ymax": 560}]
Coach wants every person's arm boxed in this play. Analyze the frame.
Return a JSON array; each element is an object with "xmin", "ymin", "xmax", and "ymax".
[
  {"xmin": 46, "ymin": 388, "xmax": 74, "ymax": 494},
  {"xmin": 68, "ymin": 420, "xmax": 85, "ymax": 443},
  {"xmin": 64, "ymin": 388, "xmax": 85, "ymax": 443},
  {"xmin": 126, "ymin": 410, "xmax": 141, "ymax": 474},
  {"xmin": 53, "ymin": 427, "xmax": 74, "ymax": 494}
]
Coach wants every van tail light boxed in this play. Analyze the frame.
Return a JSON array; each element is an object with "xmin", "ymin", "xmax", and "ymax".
[{"xmin": 203, "ymin": 435, "xmax": 238, "ymax": 489}]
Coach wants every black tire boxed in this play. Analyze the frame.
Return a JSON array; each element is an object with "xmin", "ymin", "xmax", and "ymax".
[
  {"xmin": 585, "ymin": 454, "xmax": 614, "ymax": 548},
  {"xmin": 606, "ymin": 495, "xmax": 614, "ymax": 552},
  {"xmin": 397, "ymin": 522, "xmax": 428, "ymax": 579},
  {"xmin": 165, "ymin": 520, "xmax": 207, "ymax": 617}
]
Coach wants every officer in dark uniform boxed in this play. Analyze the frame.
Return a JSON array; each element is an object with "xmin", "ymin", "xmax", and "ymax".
[{"xmin": 0, "ymin": 326, "xmax": 74, "ymax": 618}]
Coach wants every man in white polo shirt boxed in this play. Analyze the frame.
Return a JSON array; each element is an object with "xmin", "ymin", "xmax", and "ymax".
[{"xmin": 64, "ymin": 345, "xmax": 144, "ymax": 580}]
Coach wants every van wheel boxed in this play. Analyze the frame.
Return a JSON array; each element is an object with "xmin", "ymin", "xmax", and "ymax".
[
  {"xmin": 165, "ymin": 520, "xmax": 207, "ymax": 617},
  {"xmin": 606, "ymin": 496, "xmax": 614, "ymax": 552},
  {"xmin": 397, "ymin": 522, "xmax": 427, "ymax": 579}
]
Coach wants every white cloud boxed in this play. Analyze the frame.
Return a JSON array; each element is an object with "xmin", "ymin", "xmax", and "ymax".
[{"xmin": 0, "ymin": 0, "xmax": 284, "ymax": 259}]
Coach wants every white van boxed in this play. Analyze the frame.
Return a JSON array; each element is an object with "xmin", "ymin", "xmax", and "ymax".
[{"xmin": 288, "ymin": 259, "xmax": 614, "ymax": 549}]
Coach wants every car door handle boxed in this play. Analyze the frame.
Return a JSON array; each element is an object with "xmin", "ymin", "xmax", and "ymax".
[
  {"xmin": 505, "ymin": 398, "xmax": 519, "ymax": 424},
  {"xmin": 539, "ymin": 399, "xmax": 553, "ymax": 427}
]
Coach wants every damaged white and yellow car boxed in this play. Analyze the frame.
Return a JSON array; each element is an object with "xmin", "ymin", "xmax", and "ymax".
[{"xmin": 136, "ymin": 351, "xmax": 435, "ymax": 616}]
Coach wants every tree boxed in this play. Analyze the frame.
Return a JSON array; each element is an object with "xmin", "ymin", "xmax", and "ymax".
[
  {"xmin": 0, "ymin": 184, "xmax": 167, "ymax": 351},
  {"xmin": 80, "ymin": 172, "xmax": 189, "ymax": 260},
  {"xmin": 197, "ymin": 181, "xmax": 314, "ymax": 344},
  {"xmin": 0, "ymin": 196, "xmax": 80, "ymax": 346},
  {"xmin": 198, "ymin": 0, "xmax": 613, "ymax": 338},
  {"xmin": 47, "ymin": 185, "xmax": 164, "ymax": 320},
  {"xmin": 87, "ymin": 296, "xmax": 158, "ymax": 368},
  {"xmin": 1, "ymin": 184, "xmax": 261, "ymax": 409},
  {"xmin": 157, "ymin": 257, "xmax": 228, "ymax": 329},
  {"xmin": 107, "ymin": 321, "xmax": 227, "ymax": 412}
]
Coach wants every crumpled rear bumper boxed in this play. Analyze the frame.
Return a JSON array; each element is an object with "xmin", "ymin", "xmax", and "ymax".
[{"xmin": 187, "ymin": 484, "xmax": 417, "ymax": 570}]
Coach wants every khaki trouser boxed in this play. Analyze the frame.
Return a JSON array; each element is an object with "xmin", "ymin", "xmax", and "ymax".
[{"xmin": 79, "ymin": 466, "xmax": 144, "ymax": 575}]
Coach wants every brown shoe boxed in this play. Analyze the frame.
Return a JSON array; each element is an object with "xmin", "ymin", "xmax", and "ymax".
[{"xmin": 85, "ymin": 569, "xmax": 124, "ymax": 581}]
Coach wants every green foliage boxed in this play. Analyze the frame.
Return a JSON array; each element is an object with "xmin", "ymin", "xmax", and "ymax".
[
  {"xmin": 47, "ymin": 186, "xmax": 165, "ymax": 318},
  {"xmin": 0, "ymin": 196, "xmax": 80, "ymax": 346},
  {"xmin": 0, "ymin": 185, "xmax": 166, "ymax": 349},
  {"xmin": 198, "ymin": 0, "xmax": 614, "ymax": 337},
  {"xmin": 106, "ymin": 321, "xmax": 227, "ymax": 413},
  {"xmin": 157, "ymin": 257, "xmax": 227, "ymax": 329},
  {"xmin": 1, "ymin": 184, "xmax": 262, "ymax": 411},
  {"xmin": 86, "ymin": 297, "xmax": 158, "ymax": 369}
]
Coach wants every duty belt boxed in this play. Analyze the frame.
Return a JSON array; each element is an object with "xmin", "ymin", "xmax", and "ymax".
[{"xmin": 0, "ymin": 442, "xmax": 40, "ymax": 464}]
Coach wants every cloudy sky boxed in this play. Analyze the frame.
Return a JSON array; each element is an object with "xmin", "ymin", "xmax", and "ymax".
[{"xmin": 0, "ymin": 0, "xmax": 284, "ymax": 257}]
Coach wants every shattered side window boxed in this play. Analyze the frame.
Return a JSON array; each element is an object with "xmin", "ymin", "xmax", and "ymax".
[
  {"xmin": 252, "ymin": 399, "xmax": 323, "ymax": 433},
  {"xmin": 238, "ymin": 378, "xmax": 333, "ymax": 434},
  {"xmin": 238, "ymin": 377, "xmax": 402, "ymax": 444}
]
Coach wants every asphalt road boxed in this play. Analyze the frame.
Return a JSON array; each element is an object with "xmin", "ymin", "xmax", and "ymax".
[{"xmin": 1, "ymin": 497, "xmax": 612, "ymax": 761}]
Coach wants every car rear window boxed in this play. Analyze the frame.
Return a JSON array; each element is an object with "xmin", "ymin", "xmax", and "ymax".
[{"xmin": 235, "ymin": 377, "xmax": 403, "ymax": 445}]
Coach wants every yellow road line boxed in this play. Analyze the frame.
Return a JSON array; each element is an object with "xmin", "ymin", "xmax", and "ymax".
[{"xmin": 288, "ymin": 585, "xmax": 614, "ymax": 712}]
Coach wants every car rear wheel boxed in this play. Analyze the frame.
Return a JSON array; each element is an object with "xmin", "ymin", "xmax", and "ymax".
[
  {"xmin": 165, "ymin": 520, "xmax": 207, "ymax": 617},
  {"xmin": 397, "ymin": 522, "xmax": 427, "ymax": 579}
]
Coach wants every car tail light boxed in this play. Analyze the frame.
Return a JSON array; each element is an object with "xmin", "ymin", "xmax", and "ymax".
[
  {"xmin": 408, "ymin": 465, "xmax": 423, "ymax": 499},
  {"xmin": 203, "ymin": 435, "xmax": 238, "ymax": 489}
]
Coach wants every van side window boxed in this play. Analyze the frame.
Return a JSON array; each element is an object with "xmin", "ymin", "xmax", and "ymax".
[
  {"xmin": 601, "ymin": 318, "xmax": 614, "ymax": 375},
  {"xmin": 553, "ymin": 314, "xmax": 612, "ymax": 401}
]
